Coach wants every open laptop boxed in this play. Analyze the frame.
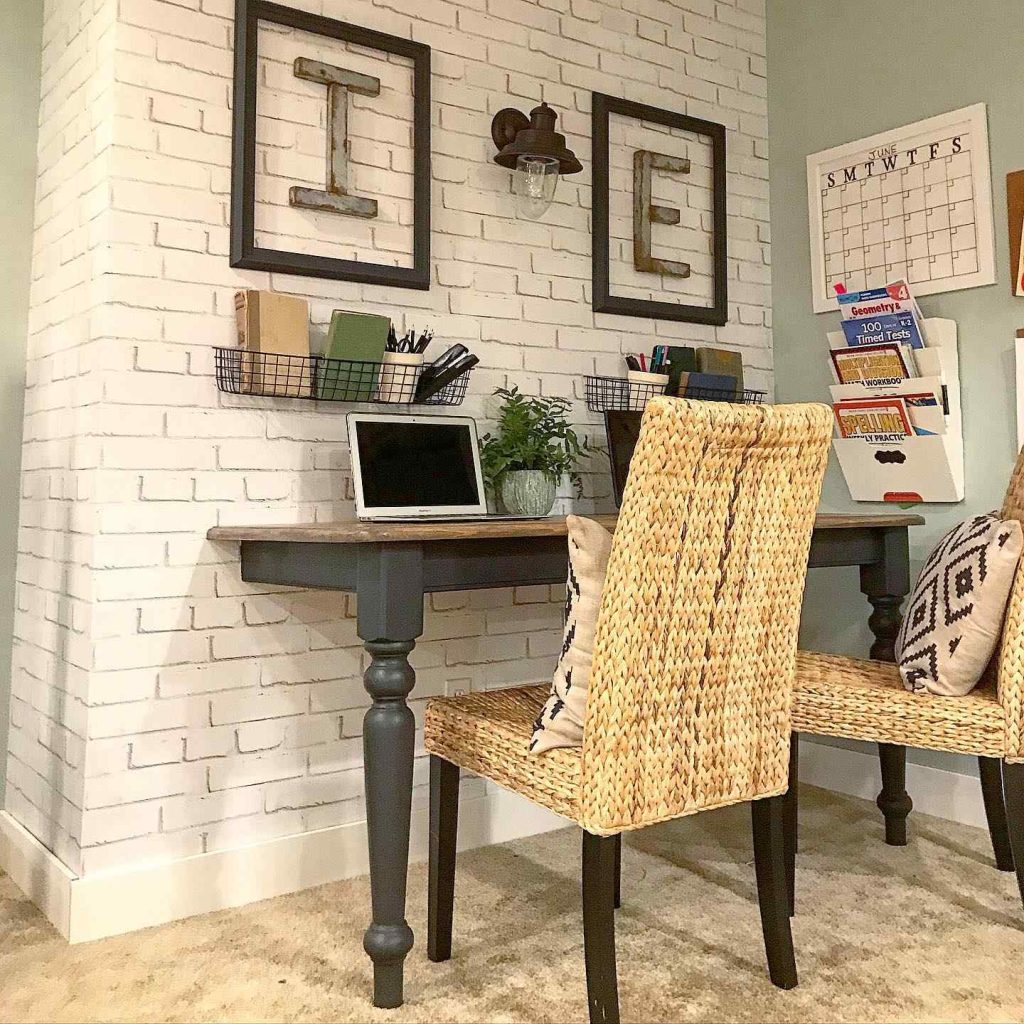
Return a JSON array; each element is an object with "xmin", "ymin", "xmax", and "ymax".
[
  {"xmin": 604, "ymin": 410, "xmax": 643, "ymax": 508},
  {"xmin": 347, "ymin": 412, "xmax": 549, "ymax": 522}
]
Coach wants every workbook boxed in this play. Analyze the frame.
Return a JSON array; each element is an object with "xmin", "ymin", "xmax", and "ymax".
[
  {"xmin": 831, "ymin": 379, "xmax": 946, "ymax": 435},
  {"xmin": 838, "ymin": 281, "xmax": 929, "ymax": 349},
  {"xmin": 830, "ymin": 342, "xmax": 916, "ymax": 386},
  {"xmin": 833, "ymin": 397, "xmax": 915, "ymax": 442},
  {"xmin": 840, "ymin": 310, "xmax": 926, "ymax": 350}
]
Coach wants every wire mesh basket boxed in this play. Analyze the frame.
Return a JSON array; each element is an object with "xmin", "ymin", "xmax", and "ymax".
[
  {"xmin": 213, "ymin": 348, "xmax": 470, "ymax": 407},
  {"xmin": 584, "ymin": 374, "xmax": 765, "ymax": 412}
]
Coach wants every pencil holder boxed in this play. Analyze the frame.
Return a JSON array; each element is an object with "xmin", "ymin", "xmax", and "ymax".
[
  {"xmin": 375, "ymin": 351, "xmax": 423, "ymax": 404},
  {"xmin": 626, "ymin": 370, "xmax": 669, "ymax": 410}
]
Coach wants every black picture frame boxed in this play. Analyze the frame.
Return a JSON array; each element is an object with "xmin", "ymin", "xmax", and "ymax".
[
  {"xmin": 231, "ymin": 0, "xmax": 431, "ymax": 290},
  {"xmin": 592, "ymin": 93, "xmax": 727, "ymax": 325}
]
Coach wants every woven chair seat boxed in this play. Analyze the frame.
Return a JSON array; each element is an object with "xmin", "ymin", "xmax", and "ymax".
[
  {"xmin": 425, "ymin": 685, "xmax": 582, "ymax": 823},
  {"xmin": 792, "ymin": 650, "xmax": 1006, "ymax": 757}
]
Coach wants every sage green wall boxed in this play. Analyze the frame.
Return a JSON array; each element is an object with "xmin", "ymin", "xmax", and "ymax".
[
  {"xmin": 0, "ymin": 0, "xmax": 43, "ymax": 797},
  {"xmin": 768, "ymin": 0, "xmax": 1024, "ymax": 776}
]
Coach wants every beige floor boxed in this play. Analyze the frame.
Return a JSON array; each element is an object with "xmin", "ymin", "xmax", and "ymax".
[{"xmin": 2, "ymin": 785, "xmax": 1023, "ymax": 1023}]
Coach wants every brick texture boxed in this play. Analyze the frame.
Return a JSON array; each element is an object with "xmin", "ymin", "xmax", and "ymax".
[{"xmin": 8, "ymin": 0, "xmax": 770, "ymax": 877}]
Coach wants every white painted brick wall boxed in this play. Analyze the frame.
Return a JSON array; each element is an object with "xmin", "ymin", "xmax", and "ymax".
[
  {"xmin": 8, "ymin": 0, "xmax": 770, "ymax": 877},
  {"xmin": 6, "ymin": 0, "xmax": 119, "ymax": 875}
]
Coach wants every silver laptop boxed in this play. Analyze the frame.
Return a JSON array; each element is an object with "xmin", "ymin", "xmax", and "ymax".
[{"xmin": 347, "ymin": 413, "xmax": 549, "ymax": 522}]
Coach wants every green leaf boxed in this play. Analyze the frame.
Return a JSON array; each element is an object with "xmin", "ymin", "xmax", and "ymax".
[{"xmin": 478, "ymin": 385, "xmax": 590, "ymax": 492}]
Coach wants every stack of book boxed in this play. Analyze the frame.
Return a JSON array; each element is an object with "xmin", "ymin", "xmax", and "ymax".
[
  {"xmin": 828, "ymin": 280, "xmax": 946, "ymax": 442},
  {"xmin": 826, "ymin": 279, "xmax": 964, "ymax": 503}
]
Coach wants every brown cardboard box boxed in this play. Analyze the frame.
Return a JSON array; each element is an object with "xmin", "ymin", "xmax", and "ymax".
[{"xmin": 234, "ymin": 290, "xmax": 311, "ymax": 397}]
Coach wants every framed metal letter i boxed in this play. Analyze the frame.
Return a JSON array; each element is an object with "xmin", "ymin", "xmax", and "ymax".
[{"xmin": 231, "ymin": 0, "xmax": 431, "ymax": 289}]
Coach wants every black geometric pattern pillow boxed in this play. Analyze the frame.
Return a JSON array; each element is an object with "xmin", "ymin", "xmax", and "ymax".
[
  {"xmin": 896, "ymin": 512, "xmax": 1023, "ymax": 695},
  {"xmin": 530, "ymin": 516, "xmax": 614, "ymax": 753}
]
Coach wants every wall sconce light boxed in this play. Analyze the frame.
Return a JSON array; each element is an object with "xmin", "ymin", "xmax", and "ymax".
[{"xmin": 491, "ymin": 102, "xmax": 582, "ymax": 220}]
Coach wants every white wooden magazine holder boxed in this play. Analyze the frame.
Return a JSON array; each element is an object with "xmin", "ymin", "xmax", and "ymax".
[{"xmin": 831, "ymin": 318, "xmax": 964, "ymax": 503}]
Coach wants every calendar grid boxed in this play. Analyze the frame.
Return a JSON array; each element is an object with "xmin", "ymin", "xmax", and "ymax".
[{"xmin": 808, "ymin": 104, "xmax": 995, "ymax": 312}]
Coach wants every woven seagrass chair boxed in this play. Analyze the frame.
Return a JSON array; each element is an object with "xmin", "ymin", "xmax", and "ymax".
[
  {"xmin": 424, "ymin": 398, "xmax": 833, "ymax": 1024},
  {"xmin": 788, "ymin": 444, "xmax": 1024, "ymax": 910}
]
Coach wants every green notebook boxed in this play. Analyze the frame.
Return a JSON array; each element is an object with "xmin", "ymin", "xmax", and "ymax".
[
  {"xmin": 318, "ymin": 310, "xmax": 390, "ymax": 401},
  {"xmin": 696, "ymin": 347, "xmax": 744, "ymax": 398},
  {"xmin": 664, "ymin": 346, "xmax": 697, "ymax": 396}
]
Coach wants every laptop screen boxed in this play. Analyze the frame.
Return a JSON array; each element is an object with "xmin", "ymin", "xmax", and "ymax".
[
  {"xmin": 604, "ymin": 410, "xmax": 644, "ymax": 508},
  {"xmin": 352, "ymin": 417, "xmax": 483, "ymax": 512}
]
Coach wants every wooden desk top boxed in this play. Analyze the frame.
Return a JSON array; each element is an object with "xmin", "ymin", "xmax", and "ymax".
[{"xmin": 207, "ymin": 511, "xmax": 925, "ymax": 545}]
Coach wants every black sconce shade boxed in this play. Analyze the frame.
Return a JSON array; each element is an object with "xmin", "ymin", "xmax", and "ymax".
[{"xmin": 491, "ymin": 102, "xmax": 582, "ymax": 175}]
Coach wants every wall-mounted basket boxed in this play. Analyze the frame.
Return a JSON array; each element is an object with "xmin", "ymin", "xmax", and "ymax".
[
  {"xmin": 583, "ymin": 374, "xmax": 766, "ymax": 413},
  {"xmin": 213, "ymin": 348, "xmax": 470, "ymax": 407}
]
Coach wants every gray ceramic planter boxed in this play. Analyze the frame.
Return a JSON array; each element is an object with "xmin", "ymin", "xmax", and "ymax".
[{"xmin": 500, "ymin": 470, "xmax": 557, "ymax": 516}]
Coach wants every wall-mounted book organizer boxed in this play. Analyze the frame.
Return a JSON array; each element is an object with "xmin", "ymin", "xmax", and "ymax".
[
  {"xmin": 831, "ymin": 318, "xmax": 964, "ymax": 503},
  {"xmin": 213, "ymin": 348, "xmax": 470, "ymax": 407},
  {"xmin": 583, "ymin": 374, "xmax": 765, "ymax": 413}
]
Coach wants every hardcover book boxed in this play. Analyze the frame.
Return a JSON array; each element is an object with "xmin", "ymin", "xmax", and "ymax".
[
  {"xmin": 696, "ymin": 347, "xmax": 744, "ymax": 396},
  {"xmin": 318, "ymin": 310, "xmax": 390, "ymax": 401}
]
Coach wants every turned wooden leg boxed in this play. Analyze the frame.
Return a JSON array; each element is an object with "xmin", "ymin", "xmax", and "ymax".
[
  {"xmin": 752, "ymin": 795, "xmax": 798, "ymax": 989},
  {"xmin": 582, "ymin": 831, "xmax": 620, "ymax": 1024},
  {"xmin": 979, "ymin": 756, "xmax": 1015, "ymax": 872},
  {"xmin": 428, "ymin": 755, "xmax": 460, "ymax": 962},
  {"xmin": 1001, "ymin": 762, "xmax": 1024, "ymax": 910},
  {"xmin": 357, "ymin": 545, "xmax": 423, "ymax": 1008},
  {"xmin": 876, "ymin": 743, "xmax": 912, "ymax": 846},
  {"xmin": 861, "ymin": 534, "xmax": 914, "ymax": 847}
]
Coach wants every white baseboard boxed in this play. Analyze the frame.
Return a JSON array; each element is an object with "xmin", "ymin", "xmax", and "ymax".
[
  {"xmin": 799, "ymin": 738, "xmax": 988, "ymax": 830},
  {"xmin": 0, "ymin": 744, "xmax": 992, "ymax": 943},
  {"xmin": 1, "ymin": 786, "xmax": 568, "ymax": 943},
  {"xmin": 0, "ymin": 811, "xmax": 75, "ymax": 936}
]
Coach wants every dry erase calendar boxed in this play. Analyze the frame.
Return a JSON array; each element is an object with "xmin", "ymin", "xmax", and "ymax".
[{"xmin": 807, "ymin": 104, "xmax": 996, "ymax": 313}]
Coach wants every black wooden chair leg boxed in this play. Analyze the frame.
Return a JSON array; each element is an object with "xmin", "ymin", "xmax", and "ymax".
[
  {"xmin": 613, "ymin": 833, "xmax": 622, "ymax": 910},
  {"xmin": 428, "ymin": 755, "xmax": 460, "ymax": 962},
  {"xmin": 582, "ymin": 831, "xmax": 620, "ymax": 1024},
  {"xmin": 784, "ymin": 733, "xmax": 799, "ymax": 916},
  {"xmin": 751, "ymin": 795, "xmax": 798, "ymax": 990},
  {"xmin": 1001, "ymin": 761, "xmax": 1024, "ymax": 911},
  {"xmin": 979, "ymin": 756, "xmax": 1015, "ymax": 871},
  {"xmin": 876, "ymin": 742, "xmax": 912, "ymax": 846}
]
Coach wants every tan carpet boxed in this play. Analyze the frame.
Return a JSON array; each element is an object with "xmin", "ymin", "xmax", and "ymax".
[{"xmin": 2, "ymin": 785, "xmax": 1023, "ymax": 1023}]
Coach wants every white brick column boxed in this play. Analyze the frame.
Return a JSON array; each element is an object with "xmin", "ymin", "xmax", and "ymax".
[{"xmin": 5, "ymin": 0, "xmax": 771, "ymax": 936}]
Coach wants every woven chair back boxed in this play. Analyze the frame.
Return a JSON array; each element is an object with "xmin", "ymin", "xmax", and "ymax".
[
  {"xmin": 579, "ymin": 398, "xmax": 832, "ymax": 834},
  {"xmin": 998, "ymin": 448, "xmax": 1024, "ymax": 758}
]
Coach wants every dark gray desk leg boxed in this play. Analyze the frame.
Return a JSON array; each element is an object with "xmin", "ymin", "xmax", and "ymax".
[
  {"xmin": 357, "ymin": 544, "xmax": 424, "ymax": 1009},
  {"xmin": 860, "ymin": 527, "xmax": 913, "ymax": 846}
]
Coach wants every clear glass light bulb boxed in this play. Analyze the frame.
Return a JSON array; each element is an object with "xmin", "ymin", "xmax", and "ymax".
[{"xmin": 513, "ymin": 155, "xmax": 559, "ymax": 220}]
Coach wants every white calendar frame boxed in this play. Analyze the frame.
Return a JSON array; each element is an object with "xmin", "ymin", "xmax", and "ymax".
[{"xmin": 807, "ymin": 103, "xmax": 996, "ymax": 313}]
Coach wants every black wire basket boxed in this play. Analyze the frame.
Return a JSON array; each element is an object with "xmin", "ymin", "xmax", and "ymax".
[
  {"xmin": 584, "ymin": 374, "xmax": 765, "ymax": 412},
  {"xmin": 213, "ymin": 348, "xmax": 470, "ymax": 407}
]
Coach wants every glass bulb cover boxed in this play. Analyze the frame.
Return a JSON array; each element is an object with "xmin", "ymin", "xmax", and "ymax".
[{"xmin": 512, "ymin": 155, "xmax": 559, "ymax": 220}]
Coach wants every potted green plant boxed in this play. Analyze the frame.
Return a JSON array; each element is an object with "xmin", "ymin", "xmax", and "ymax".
[{"xmin": 479, "ymin": 386, "xmax": 591, "ymax": 516}]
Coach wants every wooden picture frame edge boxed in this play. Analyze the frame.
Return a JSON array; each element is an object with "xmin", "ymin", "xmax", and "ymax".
[
  {"xmin": 591, "ymin": 91, "xmax": 728, "ymax": 325},
  {"xmin": 230, "ymin": 0, "xmax": 432, "ymax": 290}
]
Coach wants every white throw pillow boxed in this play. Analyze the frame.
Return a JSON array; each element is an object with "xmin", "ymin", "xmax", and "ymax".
[
  {"xmin": 529, "ymin": 515, "xmax": 613, "ymax": 753},
  {"xmin": 896, "ymin": 512, "xmax": 1023, "ymax": 695}
]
